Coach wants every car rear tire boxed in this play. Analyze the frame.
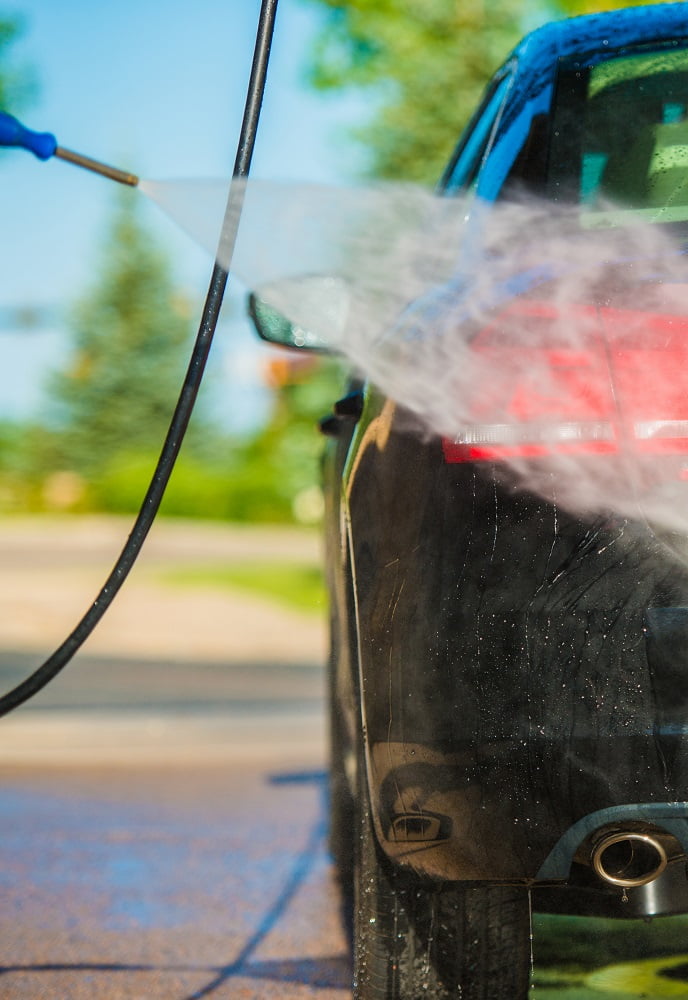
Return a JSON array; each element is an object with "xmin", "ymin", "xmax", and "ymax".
[
  {"xmin": 354, "ymin": 759, "xmax": 532, "ymax": 1000},
  {"xmin": 329, "ymin": 689, "xmax": 355, "ymax": 940}
]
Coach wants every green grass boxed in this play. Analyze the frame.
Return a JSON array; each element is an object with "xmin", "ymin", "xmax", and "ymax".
[
  {"xmin": 159, "ymin": 561, "xmax": 327, "ymax": 614},
  {"xmin": 531, "ymin": 913, "xmax": 688, "ymax": 998},
  {"xmin": 534, "ymin": 913, "xmax": 688, "ymax": 969}
]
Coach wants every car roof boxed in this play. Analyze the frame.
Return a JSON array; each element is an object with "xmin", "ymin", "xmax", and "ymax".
[
  {"xmin": 443, "ymin": 3, "xmax": 688, "ymax": 195},
  {"xmin": 513, "ymin": 3, "xmax": 688, "ymax": 70}
]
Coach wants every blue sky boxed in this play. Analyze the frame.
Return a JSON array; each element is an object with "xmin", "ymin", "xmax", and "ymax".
[{"xmin": 0, "ymin": 0, "xmax": 368, "ymax": 429}]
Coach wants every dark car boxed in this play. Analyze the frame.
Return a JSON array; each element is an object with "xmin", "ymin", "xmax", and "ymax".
[{"xmin": 251, "ymin": 4, "xmax": 688, "ymax": 997}]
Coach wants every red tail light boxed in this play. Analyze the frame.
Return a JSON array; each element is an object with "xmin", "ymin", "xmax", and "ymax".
[{"xmin": 442, "ymin": 298, "xmax": 688, "ymax": 463}]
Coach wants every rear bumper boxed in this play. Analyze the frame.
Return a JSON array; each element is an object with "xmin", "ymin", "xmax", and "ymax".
[{"xmin": 369, "ymin": 739, "xmax": 688, "ymax": 887}]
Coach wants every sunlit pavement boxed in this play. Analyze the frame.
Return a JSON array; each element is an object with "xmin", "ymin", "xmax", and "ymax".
[
  {"xmin": 0, "ymin": 516, "xmax": 346, "ymax": 998},
  {"xmin": 0, "ymin": 515, "xmax": 327, "ymax": 669},
  {"xmin": 0, "ymin": 760, "xmax": 351, "ymax": 1000}
]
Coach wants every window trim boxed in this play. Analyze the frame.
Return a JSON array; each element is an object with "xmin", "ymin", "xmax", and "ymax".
[{"xmin": 439, "ymin": 62, "xmax": 515, "ymax": 194}]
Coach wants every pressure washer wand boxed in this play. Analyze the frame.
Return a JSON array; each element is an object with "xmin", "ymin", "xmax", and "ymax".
[
  {"xmin": 0, "ymin": 111, "xmax": 139, "ymax": 186},
  {"xmin": 0, "ymin": 0, "xmax": 279, "ymax": 718}
]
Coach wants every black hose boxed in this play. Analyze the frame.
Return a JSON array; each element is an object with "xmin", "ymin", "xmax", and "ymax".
[{"xmin": 0, "ymin": 0, "xmax": 280, "ymax": 717}]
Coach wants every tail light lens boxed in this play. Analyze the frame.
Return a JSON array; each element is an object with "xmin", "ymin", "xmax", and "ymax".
[{"xmin": 442, "ymin": 298, "xmax": 688, "ymax": 463}]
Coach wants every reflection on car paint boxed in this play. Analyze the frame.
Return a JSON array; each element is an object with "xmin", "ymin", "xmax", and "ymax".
[{"xmin": 251, "ymin": 4, "xmax": 688, "ymax": 996}]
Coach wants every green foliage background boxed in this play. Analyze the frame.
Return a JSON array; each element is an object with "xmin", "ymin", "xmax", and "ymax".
[
  {"xmin": 0, "ymin": 1, "xmax": 672, "ymax": 523},
  {"xmin": 305, "ymin": 0, "xmax": 670, "ymax": 182},
  {"xmin": 0, "ymin": 7, "xmax": 346, "ymax": 526},
  {"xmin": 0, "ymin": 182, "xmax": 343, "ymax": 523}
]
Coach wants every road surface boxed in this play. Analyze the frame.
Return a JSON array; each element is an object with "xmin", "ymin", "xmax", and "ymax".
[
  {"xmin": 0, "ymin": 516, "xmax": 349, "ymax": 998},
  {"xmin": 3, "ymin": 517, "xmax": 688, "ymax": 999},
  {"xmin": 1, "ymin": 760, "xmax": 350, "ymax": 1000}
]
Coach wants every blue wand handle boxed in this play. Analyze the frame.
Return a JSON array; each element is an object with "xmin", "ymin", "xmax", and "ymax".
[{"xmin": 0, "ymin": 111, "xmax": 57, "ymax": 159}]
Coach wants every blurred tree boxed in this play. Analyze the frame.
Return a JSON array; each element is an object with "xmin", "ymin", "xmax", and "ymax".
[
  {"xmin": 50, "ymin": 191, "xmax": 193, "ymax": 475},
  {"xmin": 305, "ymin": 0, "xmax": 668, "ymax": 182},
  {"xmin": 226, "ymin": 350, "xmax": 345, "ymax": 523},
  {"xmin": 0, "ymin": 14, "xmax": 34, "ymax": 110}
]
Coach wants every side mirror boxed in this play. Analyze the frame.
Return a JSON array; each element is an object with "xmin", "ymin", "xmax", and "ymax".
[
  {"xmin": 247, "ymin": 275, "xmax": 350, "ymax": 352},
  {"xmin": 248, "ymin": 292, "xmax": 327, "ymax": 351}
]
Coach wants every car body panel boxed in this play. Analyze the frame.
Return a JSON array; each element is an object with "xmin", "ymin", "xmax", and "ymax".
[
  {"xmin": 325, "ymin": 4, "xmax": 688, "ymax": 900},
  {"xmin": 249, "ymin": 3, "xmax": 688, "ymax": 916},
  {"xmin": 339, "ymin": 375, "xmax": 688, "ymax": 873}
]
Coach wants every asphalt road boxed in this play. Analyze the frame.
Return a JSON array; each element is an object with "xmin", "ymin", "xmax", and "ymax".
[
  {"xmin": 0, "ymin": 515, "xmax": 328, "ymax": 763},
  {"xmin": 0, "ymin": 760, "xmax": 350, "ymax": 1000},
  {"xmin": 0, "ymin": 516, "xmax": 348, "ymax": 998}
]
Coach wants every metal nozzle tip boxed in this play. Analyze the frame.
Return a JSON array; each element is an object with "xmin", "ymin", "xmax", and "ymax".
[{"xmin": 54, "ymin": 146, "xmax": 139, "ymax": 187}]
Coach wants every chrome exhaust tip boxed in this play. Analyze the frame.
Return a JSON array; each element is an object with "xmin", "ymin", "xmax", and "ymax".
[{"xmin": 592, "ymin": 831, "xmax": 668, "ymax": 888}]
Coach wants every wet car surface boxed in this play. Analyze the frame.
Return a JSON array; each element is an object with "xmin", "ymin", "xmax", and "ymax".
[{"xmin": 251, "ymin": 4, "xmax": 688, "ymax": 997}]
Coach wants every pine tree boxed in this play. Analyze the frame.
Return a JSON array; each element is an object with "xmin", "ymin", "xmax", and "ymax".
[{"xmin": 51, "ymin": 191, "xmax": 192, "ymax": 475}]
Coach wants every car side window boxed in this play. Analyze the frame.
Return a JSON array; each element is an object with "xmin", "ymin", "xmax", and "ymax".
[
  {"xmin": 443, "ymin": 72, "xmax": 513, "ymax": 193},
  {"xmin": 551, "ymin": 46, "xmax": 688, "ymax": 218}
]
